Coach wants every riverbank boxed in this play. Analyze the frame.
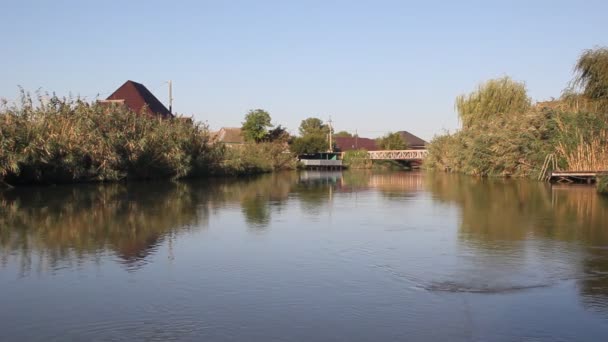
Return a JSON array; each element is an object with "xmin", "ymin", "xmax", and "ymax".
[
  {"xmin": 425, "ymin": 47, "xmax": 608, "ymax": 181},
  {"xmin": 0, "ymin": 93, "xmax": 295, "ymax": 186}
]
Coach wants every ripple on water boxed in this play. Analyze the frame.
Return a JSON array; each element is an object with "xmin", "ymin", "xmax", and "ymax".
[
  {"xmin": 46, "ymin": 314, "xmax": 216, "ymax": 342},
  {"xmin": 423, "ymin": 280, "xmax": 556, "ymax": 294}
]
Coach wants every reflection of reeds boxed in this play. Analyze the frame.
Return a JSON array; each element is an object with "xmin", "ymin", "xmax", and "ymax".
[
  {"xmin": 0, "ymin": 183, "xmax": 206, "ymax": 271},
  {"xmin": 425, "ymin": 172, "xmax": 608, "ymax": 245},
  {"xmin": 0, "ymin": 173, "xmax": 302, "ymax": 272}
]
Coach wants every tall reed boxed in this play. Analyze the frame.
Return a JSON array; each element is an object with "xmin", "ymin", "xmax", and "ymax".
[
  {"xmin": 0, "ymin": 91, "xmax": 223, "ymax": 184},
  {"xmin": 556, "ymin": 131, "xmax": 608, "ymax": 171}
]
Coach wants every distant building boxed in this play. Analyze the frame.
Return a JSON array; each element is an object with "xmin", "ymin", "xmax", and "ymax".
[
  {"xmin": 213, "ymin": 127, "xmax": 245, "ymax": 145},
  {"xmin": 334, "ymin": 136, "xmax": 379, "ymax": 152},
  {"xmin": 99, "ymin": 80, "xmax": 172, "ymax": 119},
  {"xmin": 396, "ymin": 131, "xmax": 427, "ymax": 149},
  {"xmin": 334, "ymin": 131, "xmax": 427, "ymax": 151}
]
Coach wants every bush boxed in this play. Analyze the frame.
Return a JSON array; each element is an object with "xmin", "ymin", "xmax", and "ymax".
[
  {"xmin": 342, "ymin": 150, "xmax": 372, "ymax": 169},
  {"xmin": 0, "ymin": 91, "xmax": 222, "ymax": 184},
  {"xmin": 427, "ymin": 47, "xmax": 608, "ymax": 178},
  {"xmin": 597, "ymin": 175, "xmax": 608, "ymax": 195},
  {"xmin": 222, "ymin": 141, "xmax": 296, "ymax": 175}
]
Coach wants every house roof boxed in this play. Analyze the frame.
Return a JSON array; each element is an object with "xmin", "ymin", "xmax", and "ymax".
[
  {"xmin": 215, "ymin": 127, "xmax": 245, "ymax": 144},
  {"xmin": 334, "ymin": 136, "xmax": 379, "ymax": 151},
  {"xmin": 397, "ymin": 131, "xmax": 426, "ymax": 148},
  {"xmin": 105, "ymin": 80, "xmax": 172, "ymax": 118}
]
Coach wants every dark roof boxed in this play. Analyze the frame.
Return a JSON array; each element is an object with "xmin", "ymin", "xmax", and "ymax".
[
  {"xmin": 334, "ymin": 136, "xmax": 379, "ymax": 151},
  {"xmin": 106, "ymin": 80, "xmax": 172, "ymax": 118},
  {"xmin": 397, "ymin": 131, "xmax": 426, "ymax": 148}
]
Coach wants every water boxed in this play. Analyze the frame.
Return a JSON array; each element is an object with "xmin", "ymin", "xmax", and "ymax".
[{"xmin": 1, "ymin": 171, "xmax": 608, "ymax": 341}]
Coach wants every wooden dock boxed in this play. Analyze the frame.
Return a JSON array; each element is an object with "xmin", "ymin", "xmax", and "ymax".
[{"xmin": 550, "ymin": 171, "xmax": 608, "ymax": 184}]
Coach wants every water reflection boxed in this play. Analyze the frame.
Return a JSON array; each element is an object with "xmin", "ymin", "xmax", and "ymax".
[
  {"xmin": 425, "ymin": 173, "xmax": 608, "ymax": 315},
  {"xmin": 2, "ymin": 171, "xmax": 608, "ymax": 340},
  {"xmin": 0, "ymin": 183, "xmax": 207, "ymax": 273},
  {"xmin": 0, "ymin": 172, "xmax": 427, "ymax": 273}
]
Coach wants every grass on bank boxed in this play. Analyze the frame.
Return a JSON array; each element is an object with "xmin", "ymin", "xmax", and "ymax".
[
  {"xmin": 425, "ymin": 47, "xmax": 608, "ymax": 178},
  {"xmin": 0, "ymin": 92, "xmax": 294, "ymax": 185}
]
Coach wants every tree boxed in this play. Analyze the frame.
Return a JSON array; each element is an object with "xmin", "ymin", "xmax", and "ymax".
[
  {"xmin": 242, "ymin": 109, "xmax": 272, "ymax": 142},
  {"xmin": 455, "ymin": 76, "xmax": 530, "ymax": 129},
  {"xmin": 574, "ymin": 47, "xmax": 608, "ymax": 101},
  {"xmin": 299, "ymin": 117, "xmax": 329, "ymax": 137},
  {"xmin": 290, "ymin": 135, "xmax": 328, "ymax": 155},
  {"xmin": 290, "ymin": 117, "xmax": 331, "ymax": 154},
  {"xmin": 267, "ymin": 125, "xmax": 289, "ymax": 142},
  {"xmin": 334, "ymin": 130, "xmax": 353, "ymax": 138},
  {"xmin": 377, "ymin": 132, "xmax": 407, "ymax": 150}
]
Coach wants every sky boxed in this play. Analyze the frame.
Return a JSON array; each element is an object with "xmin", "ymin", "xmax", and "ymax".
[{"xmin": 1, "ymin": 0, "xmax": 607, "ymax": 140}]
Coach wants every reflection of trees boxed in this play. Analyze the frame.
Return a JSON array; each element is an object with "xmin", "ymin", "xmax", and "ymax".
[
  {"xmin": 217, "ymin": 173, "xmax": 295, "ymax": 230},
  {"xmin": 241, "ymin": 196, "xmax": 270, "ymax": 229},
  {"xmin": 426, "ymin": 173, "xmax": 608, "ymax": 244},
  {"xmin": 0, "ymin": 183, "xmax": 208, "ymax": 273},
  {"xmin": 425, "ymin": 172, "xmax": 608, "ymax": 316},
  {"xmin": 0, "ymin": 173, "xmax": 299, "ymax": 273}
]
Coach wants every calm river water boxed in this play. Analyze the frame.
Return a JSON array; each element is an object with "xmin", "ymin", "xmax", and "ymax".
[{"xmin": 1, "ymin": 171, "xmax": 608, "ymax": 341}]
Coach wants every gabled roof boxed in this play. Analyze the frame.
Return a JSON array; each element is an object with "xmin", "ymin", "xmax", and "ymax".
[
  {"xmin": 397, "ymin": 131, "xmax": 426, "ymax": 148},
  {"xmin": 334, "ymin": 136, "xmax": 379, "ymax": 151},
  {"xmin": 106, "ymin": 80, "xmax": 172, "ymax": 118},
  {"xmin": 215, "ymin": 127, "xmax": 245, "ymax": 144}
]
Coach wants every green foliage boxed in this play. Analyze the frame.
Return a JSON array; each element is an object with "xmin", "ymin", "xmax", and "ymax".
[
  {"xmin": 342, "ymin": 149, "xmax": 372, "ymax": 169},
  {"xmin": 334, "ymin": 130, "xmax": 353, "ymax": 138},
  {"xmin": 290, "ymin": 135, "xmax": 328, "ymax": 155},
  {"xmin": 425, "ymin": 108, "xmax": 556, "ymax": 177},
  {"xmin": 267, "ymin": 125, "xmax": 289, "ymax": 142},
  {"xmin": 0, "ymin": 92, "xmax": 223, "ymax": 185},
  {"xmin": 456, "ymin": 76, "xmax": 531, "ymax": 129},
  {"xmin": 427, "ymin": 48, "xmax": 608, "ymax": 179},
  {"xmin": 299, "ymin": 117, "xmax": 329, "ymax": 137},
  {"xmin": 574, "ymin": 48, "xmax": 608, "ymax": 102},
  {"xmin": 598, "ymin": 175, "xmax": 608, "ymax": 195},
  {"xmin": 290, "ymin": 117, "xmax": 332, "ymax": 154},
  {"xmin": 241, "ymin": 109, "xmax": 272, "ymax": 142},
  {"xmin": 222, "ymin": 141, "xmax": 296, "ymax": 175},
  {"xmin": 376, "ymin": 132, "xmax": 407, "ymax": 150}
]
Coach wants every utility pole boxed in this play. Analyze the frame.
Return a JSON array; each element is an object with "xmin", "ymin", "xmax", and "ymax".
[
  {"xmin": 168, "ymin": 80, "xmax": 173, "ymax": 115},
  {"xmin": 327, "ymin": 116, "xmax": 334, "ymax": 152}
]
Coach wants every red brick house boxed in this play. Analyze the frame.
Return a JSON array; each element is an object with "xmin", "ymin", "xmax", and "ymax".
[{"xmin": 100, "ymin": 80, "xmax": 173, "ymax": 119}]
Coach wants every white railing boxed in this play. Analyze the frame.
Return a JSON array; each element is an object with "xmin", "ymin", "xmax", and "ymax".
[{"xmin": 367, "ymin": 150, "xmax": 427, "ymax": 160}]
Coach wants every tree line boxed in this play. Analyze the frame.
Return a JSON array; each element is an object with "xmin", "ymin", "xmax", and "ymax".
[{"xmin": 240, "ymin": 109, "xmax": 407, "ymax": 155}]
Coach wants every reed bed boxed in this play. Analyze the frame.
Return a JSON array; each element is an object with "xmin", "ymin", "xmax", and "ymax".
[
  {"xmin": 0, "ymin": 92, "xmax": 232, "ymax": 185},
  {"xmin": 426, "ymin": 47, "xmax": 608, "ymax": 178},
  {"xmin": 556, "ymin": 131, "xmax": 608, "ymax": 171}
]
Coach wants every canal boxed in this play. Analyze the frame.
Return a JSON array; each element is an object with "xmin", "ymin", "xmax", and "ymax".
[{"xmin": 1, "ymin": 171, "xmax": 608, "ymax": 341}]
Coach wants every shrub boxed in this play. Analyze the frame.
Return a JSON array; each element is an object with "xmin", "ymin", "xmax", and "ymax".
[
  {"xmin": 598, "ymin": 175, "xmax": 608, "ymax": 195},
  {"xmin": 0, "ymin": 91, "xmax": 222, "ymax": 184},
  {"xmin": 342, "ymin": 150, "xmax": 372, "ymax": 169}
]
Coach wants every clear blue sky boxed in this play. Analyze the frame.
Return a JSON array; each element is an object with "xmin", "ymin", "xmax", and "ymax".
[{"xmin": 1, "ymin": 0, "xmax": 607, "ymax": 140}]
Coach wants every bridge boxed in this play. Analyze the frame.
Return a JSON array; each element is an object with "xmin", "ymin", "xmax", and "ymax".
[{"xmin": 367, "ymin": 149, "xmax": 427, "ymax": 161}]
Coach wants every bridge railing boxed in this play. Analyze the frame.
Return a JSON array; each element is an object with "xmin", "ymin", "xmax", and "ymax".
[{"xmin": 367, "ymin": 150, "xmax": 427, "ymax": 160}]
